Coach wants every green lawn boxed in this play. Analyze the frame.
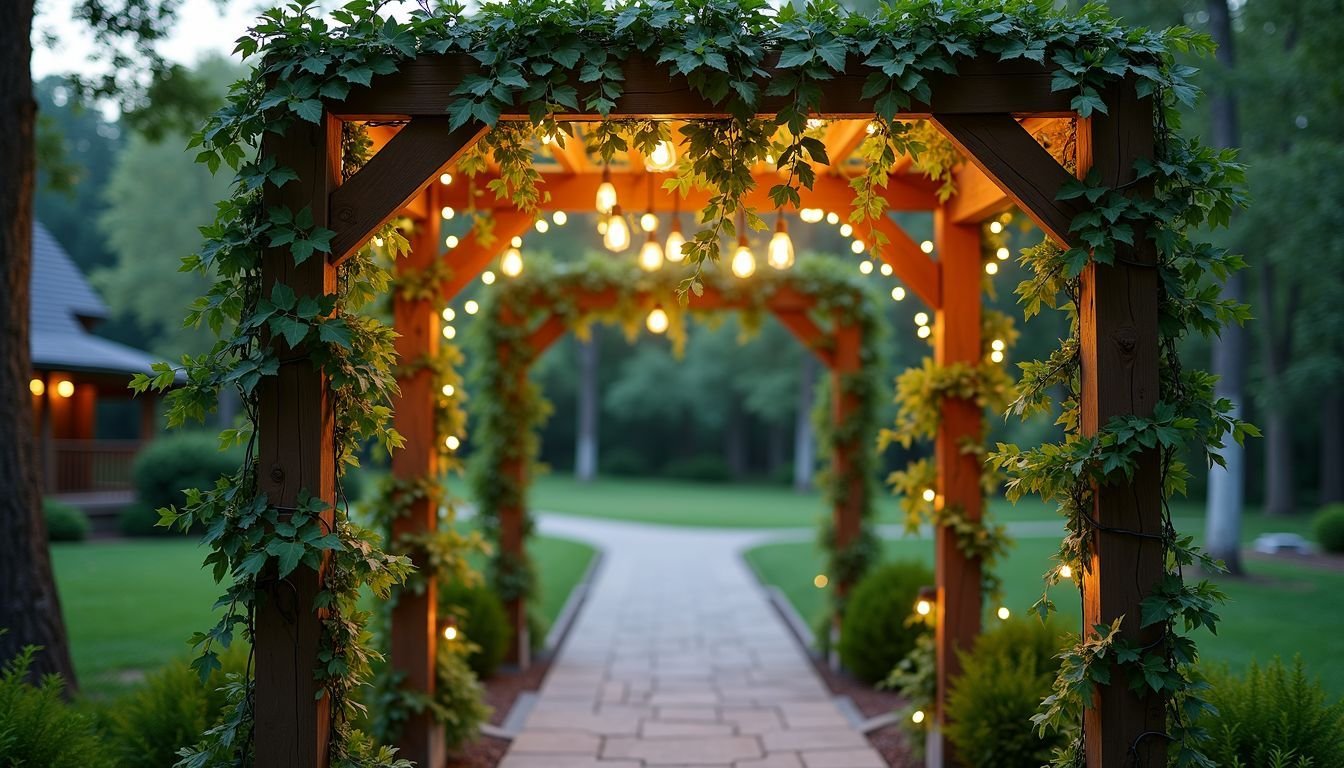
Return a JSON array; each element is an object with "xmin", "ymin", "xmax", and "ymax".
[{"xmin": 52, "ymin": 533, "xmax": 595, "ymax": 699}]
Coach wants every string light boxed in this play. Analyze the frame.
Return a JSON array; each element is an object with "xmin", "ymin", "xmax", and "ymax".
[
  {"xmin": 535, "ymin": 219, "xmax": 550, "ymax": 233},
  {"xmin": 800, "ymin": 208, "xmax": 824, "ymax": 223},
  {"xmin": 767, "ymin": 216, "xmax": 795, "ymax": 270},
  {"xmin": 604, "ymin": 207, "xmax": 631, "ymax": 251},
  {"xmin": 29, "ymin": 379, "xmax": 44, "ymax": 396},
  {"xmin": 826, "ymin": 211, "xmax": 840, "ymax": 225},
  {"xmin": 806, "ymin": 118, "xmax": 824, "ymax": 130},
  {"xmin": 990, "ymin": 350, "xmax": 1004, "ymax": 363},
  {"xmin": 55, "ymin": 380, "xmax": 74, "ymax": 398},
  {"xmin": 440, "ymin": 206, "xmax": 455, "ymax": 220},
  {"xmin": 464, "ymin": 300, "xmax": 480, "ymax": 315},
  {"xmin": 859, "ymin": 260, "xmax": 873, "ymax": 275},
  {"xmin": 891, "ymin": 286, "xmax": 906, "ymax": 301},
  {"xmin": 645, "ymin": 307, "xmax": 669, "ymax": 334},
  {"xmin": 595, "ymin": 166, "xmax": 618, "ymax": 214},
  {"xmin": 920, "ymin": 240, "xmax": 934, "ymax": 254},
  {"xmin": 813, "ymin": 574, "xmax": 829, "ymax": 589},
  {"xmin": 991, "ymin": 339, "xmax": 1005, "ymax": 351},
  {"xmin": 922, "ymin": 488, "xmax": 936, "ymax": 502},
  {"xmin": 481, "ymin": 270, "xmax": 496, "ymax": 285},
  {"xmin": 597, "ymin": 218, "xmax": 608, "ymax": 236},
  {"xmin": 996, "ymin": 246, "xmax": 1010, "ymax": 260},
  {"xmin": 445, "ymin": 235, "xmax": 459, "ymax": 249},
  {"xmin": 866, "ymin": 121, "xmax": 878, "ymax": 135},
  {"xmin": 917, "ymin": 325, "xmax": 931, "ymax": 339},
  {"xmin": 880, "ymin": 263, "xmax": 892, "ymax": 276},
  {"xmin": 912, "ymin": 710, "xmax": 926, "ymax": 725},
  {"xmin": 839, "ymin": 223, "xmax": 853, "ymax": 237},
  {"xmin": 638, "ymin": 231, "xmax": 664, "ymax": 272},
  {"xmin": 511, "ymin": 236, "xmax": 523, "ymax": 248},
  {"xmin": 985, "ymin": 261, "xmax": 999, "ymax": 275},
  {"xmin": 442, "ymin": 625, "xmax": 458, "ymax": 641},
  {"xmin": 442, "ymin": 308, "xmax": 455, "ymax": 322},
  {"xmin": 439, "ymin": 172, "xmax": 453, "ymax": 185},
  {"xmin": 640, "ymin": 212, "xmax": 658, "ymax": 233},
  {"xmin": 501, "ymin": 247, "xmax": 524, "ymax": 277},
  {"xmin": 997, "ymin": 606, "xmax": 1011, "ymax": 620},
  {"xmin": 445, "ymin": 435, "xmax": 461, "ymax": 451},
  {"xmin": 1059, "ymin": 564, "xmax": 1073, "ymax": 580},
  {"xmin": 916, "ymin": 598, "xmax": 932, "ymax": 616},
  {"xmin": 851, "ymin": 240, "xmax": 866, "ymax": 255},
  {"xmin": 373, "ymin": 236, "xmax": 385, "ymax": 248},
  {"xmin": 914, "ymin": 312, "xmax": 929, "ymax": 326},
  {"xmin": 646, "ymin": 139, "xmax": 677, "ymax": 172},
  {"xmin": 441, "ymin": 384, "xmax": 456, "ymax": 397},
  {"xmin": 553, "ymin": 211, "xmax": 568, "ymax": 226},
  {"xmin": 442, "ymin": 325, "xmax": 457, "ymax": 339},
  {"xmin": 989, "ymin": 221, "xmax": 1003, "ymax": 234}
]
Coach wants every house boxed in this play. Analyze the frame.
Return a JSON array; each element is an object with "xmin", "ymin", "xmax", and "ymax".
[{"xmin": 28, "ymin": 221, "xmax": 161, "ymax": 519}]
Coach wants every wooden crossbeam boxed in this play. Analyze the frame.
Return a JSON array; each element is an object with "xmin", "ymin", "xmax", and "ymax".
[
  {"xmin": 823, "ymin": 120, "xmax": 871, "ymax": 173},
  {"xmin": 439, "ymin": 211, "xmax": 535, "ymax": 303},
  {"xmin": 546, "ymin": 133, "xmax": 588, "ymax": 173},
  {"xmin": 774, "ymin": 311, "xmax": 834, "ymax": 368},
  {"xmin": 856, "ymin": 215, "xmax": 940, "ymax": 309},
  {"xmin": 329, "ymin": 118, "xmax": 485, "ymax": 263}
]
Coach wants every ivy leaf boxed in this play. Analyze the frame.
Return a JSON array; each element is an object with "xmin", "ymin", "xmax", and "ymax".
[
  {"xmin": 267, "ymin": 539, "xmax": 307, "ymax": 579},
  {"xmin": 191, "ymin": 651, "xmax": 222, "ymax": 684},
  {"xmin": 292, "ymin": 98, "xmax": 324, "ymax": 124},
  {"xmin": 270, "ymin": 315, "xmax": 310, "ymax": 348},
  {"xmin": 318, "ymin": 319, "xmax": 353, "ymax": 350}
]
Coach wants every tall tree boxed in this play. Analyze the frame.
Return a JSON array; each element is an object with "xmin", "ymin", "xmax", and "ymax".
[{"xmin": 574, "ymin": 332, "xmax": 600, "ymax": 482}]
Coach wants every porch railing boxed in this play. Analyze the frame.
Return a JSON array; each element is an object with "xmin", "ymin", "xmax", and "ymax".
[{"xmin": 48, "ymin": 439, "xmax": 142, "ymax": 493}]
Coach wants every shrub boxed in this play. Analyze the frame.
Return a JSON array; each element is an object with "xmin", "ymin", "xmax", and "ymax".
[
  {"xmin": 437, "ymin": 646, "xmax": 491, "ymax": 750},
  {"xmin": 123, "ymin": 432, "xmax": 241, "ymax": 536},
  {"xmin": 440, "ymin": 580, "xmax": 511, "ymax": 680},
  {"xmin": 44, "ymin": 499, "xmax": 89, "ymax": 542},
  {"xmin": 0, "ymin": 645, "xmax": 111, "ymax": 768},
  {"xmin": 101, "ymin": 648, "xmax": 248, "ymax": 768},
  {"xmin": 944, "ymin": 617, "xmax": 1070, "ymax": 768},
  {"xmin": 1312, "ymin": 504, "xmax": 1344, "ymax": 554},
  {"xmin": 1197, "ymin": 657, "xmax": 1344, "ymax": 768},
  {"xmin": 838, "ymin": 560, "xmax": 933, "ymax": 684},
  {"xmin": 661, "ymin": 455, "xmax": 731, "ymax": 483},
  {"xmin": 601, "ymin": 447, "xmax": 649, "ymax": 477}
]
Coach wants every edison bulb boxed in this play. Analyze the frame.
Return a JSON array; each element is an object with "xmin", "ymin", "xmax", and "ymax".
[
  {"xmin": 440, "ymin": 206, "xmax": 455, "ymax": 220},
  {"xmin": 920, "ymin": 239, "xmax": 934, "ymax": 254},
  {"xmin": 646, "ymin": 307, "xmax": 669, "ymax": 334},
  {"xmin": 891, "ymin": 286, "xmax": 906, "ymax": 301},
  {"xmin": 731, "ymin": 243, "xmax": 756, "ymax": 278},
  {"xmin": 595, "ymin": 179, "xmax": 618, "ymax": 214},
  {"xmin": 638, "ymin": 238, "xmax": 664, "ymax": 271},
  {"xmin": 481, "ymin": 270, "xmax": 496, "ymax": 285},
  {"xmin": 859, "ymin": 260, "xmax": 873, "ymax": 275},
  {"xmin": 464, "ymin": 300, "xmax": 479, "ymax": 315},
  {"xmin": 640, "ymin": 212, "xmax": 658, "ymax": 233},
  {"xmin": 665, "ymin": 228, "xmax": 686, "ymax": 263},
  {"xmin": 767, "ymin": 229, "xmax": 795, "ymax": 270},
  {"xmin": 604, "ymin": 210, "xmax": 631, "ymax": 252},
  {"xmin": 646, "ymin": 140, "xmax": 676, "ymax": 172},
  {"xmin": 851, "ymin": 239, "xmax": 866, "ymax": 254},
  {"xmin": 553, "ymin": 211, "xmax": 568, "ymax": 226},
  {"xmin": 501, "ymin": 247, "xmax": 524, "ymax": 277},
  {"xmin": 597, "ymin": 218, "xmax": 608, "ymax": 235}
]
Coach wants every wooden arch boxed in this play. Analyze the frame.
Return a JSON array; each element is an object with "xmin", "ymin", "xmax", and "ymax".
[{"xmin": 260, "ymin": 49, "xmax": 1159, "ymax": 768}]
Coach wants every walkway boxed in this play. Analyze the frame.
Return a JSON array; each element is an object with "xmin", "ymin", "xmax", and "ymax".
[{"xmin": 500, "ymin": 515, "xmax": 886, "ymax": 768}]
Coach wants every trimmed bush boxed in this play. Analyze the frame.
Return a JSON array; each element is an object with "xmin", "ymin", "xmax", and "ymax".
[
  {"xmin": 437, "ymin": 646, "xmax": 491, "ymax": 750},
  {"xmin": 123, "ymin": 432, "xmax": 241, "ymax": 536},
  {"xmin": 44, "ymin": 499, "xmax": 89, "ymax": 542},
  {"xmin": 661, "ymin": 455, "xmax": 731, "ymax": 483},
  {"xmin": 440, "ymin": 580, "xmax": 511, "ymax": 680},
  {"xmin": 1197, "ymin": 657, "xmax": 1344, "ymax": 768},
  {"xmin": 944, "ymin": 617, "xmax": 1070, "ymax": 768},
  {"xmin": 101, "ymin": 647, "xmax": 248, "ymax": 768},
  {"xmin": 838, "ymin": 560, "xmax": 933, "ymax": 684},
  {"xmin": 1313, "ymin": 504, "xmax": 1344, "ymax": 554},
  {"xmin": 0, "ymin": 645, "xmax": 111, "ymax": 768}
]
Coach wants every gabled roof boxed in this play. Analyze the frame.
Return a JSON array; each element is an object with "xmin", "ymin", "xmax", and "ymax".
[{"xmin": 30, "ymin": 222, "xmax": 160, "ymax": 377}]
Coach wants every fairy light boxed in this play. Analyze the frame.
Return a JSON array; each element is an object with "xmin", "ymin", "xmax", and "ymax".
[
  {"xmin": 859, "ymin": 260, "xmax": 873, "ymax": 275},
  {"xmin": 464, "ymin": 300, "xmax": 480, "ymax": 315},
  {"xmin": 997, "ymin": 606, "xmax": 1011, "ymax": 621},
  {"xmin": 440, "ymin": 206, "xmax": 455, "ymax": 220},
  {"xmin": 912, "ymin": 710, "xmax": 926, "ymax": 725},
  {"xmin": 826, "ymin": 211, "xmax": 840, "ymax": 225},
  {"xmin": 985, "ymin": 261, "xmax": 999, "ymax": 275},
  {"xmin": 535, "ymin": 219, "xmax": 550, "ymax": 233},
  {"xmin": 501, "ymin": 247, "xmax": 524, "ymax": 277},
  {"xmin": 445, "ymin": 435, "xmax": 461, "ymax": 451},
  {"xmin": 445, "ymin": 235, "xmax": 460, "ymax": 249},
  {"xmin": 442, "ymin": 308, "xmax": 455, "ymax": 322},
  {"xmin": 914, "ymin": 312, "xmax": 929, "ymax": 326},
  {"xmin": 640, "ymin": 212, "xmax": 658, "ymax": 233},
  {"xmin": 442, "ymin": 325, "xmax": 457, "ymax": 340},
  {"xmin": 879, "ymin": 263, "xmax": 892, "ymax": 276},
  {"xmin": 839, "ymin": 223, "xmax": 853, "ymax": 237},
  {"xmin": 443, "ymin": 625, "xmax": 458, "ymax": 641},
  {"xmin": 373, "ymin": 236, "xmax": 385, "ymax": 248},
  {"xmin": 29, "ymin": 379, "xmax": 44, "ymax": 396},
  {"xmin": 996, "ymin": 246, "xmax": 1010, "ymax": 260},
  {"xmin": 990, "ymin": 350, "xmax": 1004, "ymax": 363},
  {"xmin": 481, "ymin": 270, "xmax": 496, "ymax": 285},
  {"xmin": 510, "ymin": 236, "xmax": 523, "ymax": 248},
  {"xmin": 553, "ymin": 211, "xmax": 568, "ymax": 226},
  {"xmin": 916, "ymin": 599, "xmax": 932, "ymax": 616},
  {"xmin": 1059, "ymin": 564, "xmax": 1073, "ymax": 580},
  {"xmin": 920, "ymin": 240, "xmax": 934, "ymax": 254},
  {"xmin": 441, "ymin": 384, "xmax": 456, "ymax": 397},
  {"xmin": 922, "ymin": 488, "xmax": 936, "ymax": 503},
  {"xmin": 55, "ymin": 380, "xmax": 74, "ymax": 398},
  {"xmin": 991, "ymin": 339, "xmax": 1005, "ymax": 351},
  {"xmin": 800, "ymin": 208, "xmax": 824, "ymax": 223},
  {"xmin": 891, "ymin": 286, "xmax": 906, "ymax": 301},
  {"xmin": 989, "ymin": 221, "xmax": 1003, "ymax": 234},
  {"xmin": 439, "ymin": 172, "xmax": 453, "ymax": 185},
  {"xmin": 645, "ymin": 307, "xmax": 669, "ymax": 334},
  {"xmin": 917, "ymin": 325, "xmax": 931, "ymax": 339},
  {"xmin": 814, "ymin": 574, "xmax": 829, "ymax": 589}
]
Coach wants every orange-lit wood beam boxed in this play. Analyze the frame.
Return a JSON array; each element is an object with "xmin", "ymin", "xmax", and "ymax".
[
  {"xmin": 945, "ymin": 116, "xmax": 1069, "ymax": 225},
  {"xmin": 526, "ymin": 315, "xmax": 569, "ymax": 361},
  {"xmin": 438, "ymin": 211, "xmax": 535, "ymax": 303},
  {"xmin": 774, "ymin": 310, "xmax": 834, "ymax": 368},
  {"xmin": 546, "ymin": 134, "xmax": 588, "ymax": 173},
  {"xmin": 855, "ymin": 215, "xmax": 940, "ymax": 309},
  {"xmin": 823, "ymin": 120, "xmax": 870, "ymax": 173}
]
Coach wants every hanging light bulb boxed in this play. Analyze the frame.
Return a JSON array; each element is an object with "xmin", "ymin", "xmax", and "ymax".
[
  {"xmin": 731, "ymin": 230, "xmax": 756, "ymax": 278},
  {"xmin": 501, "ymin": 247, "xmax": 524, "ymax": 277},
  {"xmin": 646, "ymin": 139, "xmax": 677, "ymax": 172},
  {"xmin": 638, "ymin": 231, "xmax": 664, "ymax": 271},
  {"xmin": 597, "ymin": 217, "xmax": 608, "ymax": 236},
  {"xmin": 604, "ymin": 206, "xmax": 631, "ymax": 252},
  {"xmin": 553, "ymin": 211, "xmax": 568, "ymax": 226},
  {"xmin": 646, "ymin": 306, "xmax": 669, "ymax": 334},
  {"xmin": 640, "ymin": 212, "xmax": 658, "ymax": 233},
  {"xmin": 595, "ymin": 166, "xmax": 618, "ymax": 214},
  {"xmin": 767, "ymin": 216, "xmax": 794, "ymax": 270},
  {"xmin": 665, "ymin": 218, "xmax": 686, "ymax": 263}
]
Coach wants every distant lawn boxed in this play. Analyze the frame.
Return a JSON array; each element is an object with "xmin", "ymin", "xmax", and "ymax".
[
  {"xmin": 53, "ymin": 533, "xmax": 595, "ymax": 699},
  {"xmin": 744, "ymin": 534, "xmax": 1344, "ymax": 697}
]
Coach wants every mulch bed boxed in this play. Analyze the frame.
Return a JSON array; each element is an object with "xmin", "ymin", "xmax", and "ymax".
[
  {"xmin": 810, "ymin": 658, "xmax": 919, "ymax": 768},
  {"xmin": 447, "ymin": 656, "xmax": 553, "ymax": 768}
]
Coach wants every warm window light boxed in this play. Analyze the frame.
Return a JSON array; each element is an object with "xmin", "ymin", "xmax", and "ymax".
[
  {"xmin": 665, "ymin": 219, "xmax": 686, "ymax": 263},
  {"xmin": 989, "ymin": 221, "xmax": 1003, "ymax": 234},
  {"xmin": 646, "ymin": 139, "xmax": 677, "ymax": 172},
  {"xmin": 595, "ymin": 167, "xmax": 618, "ymax": 214},
  {"xmin": 501, "ymin": 247, "xmax": 524, "ymax": 277},
  {"xmin": 990, "ymin": 350, "xmax": 1005, "ymax": 363},
  {"xmin": 55, "ymin": 380, "xmax": 74, "ymax": 398},
  {"xmin": 29, "ymin": 378, "xmax": 45, "ymax": 396},
  {"xmin": 997, "ymin": 606, "xmax": 1011, "ymax": 620},
  {"xmin": 481, "ymin": 270, "xmax": 496, "ymax": 285},
  {"xmin": 441, "ymin": 384, "xmax": 456, "ymax": 397},
  {"xmin": 920, "ymin": 239, "xmax": 934, "ymax": 254},
  {"xmin": 442, "ymin": 325, "xmax": 457, "ymax": 340},
  {"xmin": 604, "ymin": 207, "xmax": 631, "ymax": 252},
  {"xmin": 767, "ymin": 218, "xmax": 795, "ymax": 270},
  {"xmin": 439, "ymin": 172, "xmax": 453, "ymax": 185},
  {"xmin": 825, "ymin": 211, "xmax": 840, "ymax": 225},
  {"xmin": 922, "ymin": 488, "xmax": 937, "ymax": 503},
  {"xmin": 911, "ymin": 710, "xmax": 926, "ymax": 725},
  {"xmin": 851, "ymin": 240, "xmax": 866, "ymax": 255},
  {"xmin": 917, "ymin": 325, "xmax": 932, "ymax": 339},
  {"xmin": 1059, "ymin": 564, "xmax": 1073, "ymax": 580},
  {"xmin": 535, "ymin": 219, "xmax": 550, "ymax": 233},
  {"xmin": 645, "ymin": 307, "xmax": 669, "ymax": 334},
  {"xmin": 442, "ymin": 308, "xmax": 455, "ymax": 322},
  {"xmin": 813, "ymin": 574, "xmax": 829, "ymax": 589},
  {"xmin": 839, "ymin": 223, "xmax": 853, "ymax": 237},
  {"xmin": 859, "ymin": 260, "xmax": 873, "ymax": 275},
  {"xmin": 444, "ymin": 435, "xmax": 461, "ymax": 451},
  {"xmin": 553, "ymin": 211, "xmax": 568, "ymax": 226},
  {"xmin": 985, "ymin": 261, "xmax": 999, "ymax": 275},
  {"xmin": 640, "ymin": 212, "xmax": 658, "ymax": 233},
  {"xmin": 996, "ymin": 247, "xmax": 1010, "ymax": 260},
  {"xmin": 445, "ymin": 235, "xmax": 460, "ymax": 249},
  {"xmin": 464, "ymin": 300, "xmax": 480, "ymax": 315},
  {"xmin": 638, "ymin": 233, "xmax": 664, "ymax": 272},
  {"xmin": 731, "ymin": 239, "xmax": 756, "ymax": 279},
  {"xmin": 440, "ymin": 206, "xmax": 455, "ymax": 220},
  {"xmin": 914, "ymin": 312, "xmax": 929, "ymax": 326},
  {"xmin": 891, "ymin": 286, "xmax": 906, "ymax": 301}
]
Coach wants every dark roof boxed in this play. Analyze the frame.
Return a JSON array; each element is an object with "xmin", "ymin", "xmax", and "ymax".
[{"xmin": 30, "ymin": 222, "xmax": 160, "ymax": 376}]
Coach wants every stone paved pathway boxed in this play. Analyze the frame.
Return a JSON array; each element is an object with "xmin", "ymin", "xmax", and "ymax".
[{"xmin": 500, "ymin": 516, "xmax": 886, "ymax": 768}]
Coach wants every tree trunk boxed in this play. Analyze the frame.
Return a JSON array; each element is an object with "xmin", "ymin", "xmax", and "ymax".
[
  {"xmin": 1258, "ymin": 265, "xmax": 1298, "ymax": 517},
  {"xmin": 1202, "ymin": 0, "xmax": 1245, "ymax": 572},
  {"xmin": 793, "ymin": 353, "xmax": 816, "ymax": 492},
  {"xmin": 0, "ymin": 0, "xmax": 80, "ymax": 691},
  {"xmin": 1320, "ymin": 392, "xmax": 1343, "ymax": 505},
  {"xmin": 574, "ymin": 332, "xmax": 599, "ymax": 482}
]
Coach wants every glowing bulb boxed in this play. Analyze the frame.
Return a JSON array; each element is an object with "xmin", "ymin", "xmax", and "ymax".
[
  {"xmin": 992, "ymin": 339, "xmax": 1005, "ymax": 351},
  {"xmin": 851, "ymin": 240, "xmax": 866, "ymax": 255},
  {"xmin": 440, "ymin": 206, "xmax": 455, "ymax": 220},
  {"xmin": 891, "ymin": 287, "xmax": 906, "ymax": 301},
  {"xmin": 464, "ymin": 300, "xmax": 479, "ymax": 315},
  {"xmin": 767, "ymin": 222, "xmax": 795, "ymax": 270},
  {"xmin": 540, "ymin": 133, "xmax": 554, "ymax": 145},
  {"xmin": 645, "ymin": 307, "xmax": 669, "ymax": 334},
  {"xmin": 501, "ymin": 247, "xmax": 524, "ymax": 277},
  {"xmin": 859, "ymin": 260, "xmax": 873, "ymax": 275},
  {"xmin": 595, "ymin": 179, "xmax": 618, "ymax": 214},
  {"xmin": 1059, "ymin": 564, "xmax": 1073, "ymax": 580},
  {"xmin": 604, "ymin": 208, "xmax": 631, "ymax": 252},
  {"xmin": 665, "ymin": 227, "xmax": 686, "ymax": 263},
  {"xmin": 373, "ymin": 236, "xmax": 385, "ymax": 248},
  {"xmin": 922, "ymin": 488, "xmax": 937, "ymax": 503},
  {"xmin": 510, "ymin": 236, "xmax": 522, "ymax": 248},
  {"xmin": 640, "ymin": 212, "xmax": 658, "ymax": 233},
  {"xmin": 920, "ymin": 240, "xmax": 934, "ymax": 254},
  {"xmin": 985, "ymin": 262, "xmax": 999, "ymax": 275},
  {"xmin": 814, "ymin": 574, "xmax": 829, "ymax": 589},
  {"xmin": 55, "ymin": 380, "xmax": 74, "ymax": 398},
  {"xmin": 912, "ymin": 710, "xmax": 926, "ymax": 724},
  {"xmin": 996, "ymin": 247, "xmax": 1010, "ymax": 260},
  {"xmin": 879, "ymin": 263, "xmax": 892, "ymax": 276},
  {"xmin": 800, "ymin": 208, "xmax": 823, "ymax": 223},
  {"xmin": 989, "ymin": 221, "xmax": 1003, "ymax": 234},
  {"xmin": 445, "ymin": 235, "xmax": 459, "ymax": 249},
  {"xmin": 731, "ymin": 243, "xmax": 756, "ymax": 279},
  {"xmin": 914, "ymin": 312, "xmax": 929, "ymax": 326},
  {"xmin": 439, "ymin": 172, "xmax": 453, "ymax": 185},
  {"xmin": 445, "ymin": 435, "xmax": 461, "ymax": 451},
  {"xmin": 443, "ymin": 625, "xmax": 458, "ymax": 641},
  {"xmin": 442, "ymin": 308, "xmax": 456, "ymax": 322},
  {"xmin": 806, "ymin": 118, "xmax": 824, "ymax": 130},
  {"xmin": 990, "ymin": 350, "xmax": 1005, "ymax": 363},
  {"xmin": 597, "ymin": 218, "xmax": 608, "ymax": 235},
  {"xmin": 764, "ymin": 153, "xmax": 776, "ymax": 165},
  {"xmin": 646, "ymin": 140, "xmax": 676, "ymax": 172},
  {"xmin": 916, "ymin": 599, "xmax": 932, "ymax": 616},
  {"xmin": 535, "ymin": 219, "xmax": 550, "ymax": 233},
  {"xmin": 29, "ymin": 379, "xmax": 44, "ymax": 396},
  {"xmin": 553, "ymin": 211, "xmax": 568, "ymax": 226},
  {"xmin": 481, "ymin": 270, "xmax": 496, "ymax": 285},
  {"xmin": 866, "ymin": 121, "xmax": 878, "ymax": 135},
  {"xmin": 442, "ymin": 325, "xmax": 457, "ymax": 340},
  {"xmin": 638, "ymin": 236, "xmax": 664, "ymax": 272},
  {"xmin": 839, "ymin": 223, "xmax": 853, "ymax": 237},
  {"xmin": 441, "ymin": 384, "xmax": 456, "ymax": 397},
  {"xmin": 997, "ymin": 606, "xmax": 1011, "ymax": 621},
  {"xmin": 826, "ymin": 211, "xmax": 840, "ymax": 225},
  {"xmin": 917, "ymin": 325, "xmax": 932, "ymax": 339}
]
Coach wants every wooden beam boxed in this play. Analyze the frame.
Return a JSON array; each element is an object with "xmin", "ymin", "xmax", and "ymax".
[
  {"xmin": 931, "ymin": 113, "xmax": 1083, "ymax": 249},
  {"xmin": 856, "ymin": 215, "xmax": 940, "ymax": 309},
  {"xmin": 823, "ymin": 120, "xmax": 870, "ymax": 172},
  {"xmin": 945, "ymin": 117, "xmax": 1069, "ymax": 225},
  {"xmin": 1077, "ymin": 86, "xmax": 1165, "ymax": 768},
  {"xmin": 255, "ymin": 115, "xmax": 340, "ymax": 768},
  {"xmin": 828, "ymin": 319, "xmax": 865, "ymax": 646},
  {"xmin": 774, "ymin": 310, "xmax": 834, "ymax": 368},
  {"xmin": 546, "ymin": 133, "xmax": 588, "ymax": 173},
  {"xmin": 331, "ymin": 54, "xmax": 1075, "ymax": 121},
  {"xmin": 439, "ymin": 211, "xmax": 536, "ymax": 303},
  {"xmin": 329, "ymin": 117, "xmax": 485, "ymax": 264},
  {"xmin": 526, "ymin": 314, "xmax": 569, "ymax": 361}
]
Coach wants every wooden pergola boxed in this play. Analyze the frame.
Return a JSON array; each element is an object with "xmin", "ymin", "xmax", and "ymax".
[{"xmin": 259, "ymin": 53, "xmax": 1159, "ymax": 768}]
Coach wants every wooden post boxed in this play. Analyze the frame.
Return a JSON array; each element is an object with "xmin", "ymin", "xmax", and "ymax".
[
  {"xmin": 388, "ymin": 186, "xmax": 446, "ymax": 767},
  {"xmin": 255, "ymin": 115, "xmax": 340, "ymax": 768},
  {"xmin": 930, "ymin": 211, "xmax": 982, "ymax": 768},
  {"xmin": 829, "ymin": 319, "xmax": 864, "ymax": 655},
  {"xmin": 1078, "ymin": 88, "xmax": 1165, "ymax": 768}
]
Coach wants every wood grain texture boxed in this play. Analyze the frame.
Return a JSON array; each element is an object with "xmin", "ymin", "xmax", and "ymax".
[{"xmin": 255, "ymin": 116, "xmax": 340, "ymax": 768}]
